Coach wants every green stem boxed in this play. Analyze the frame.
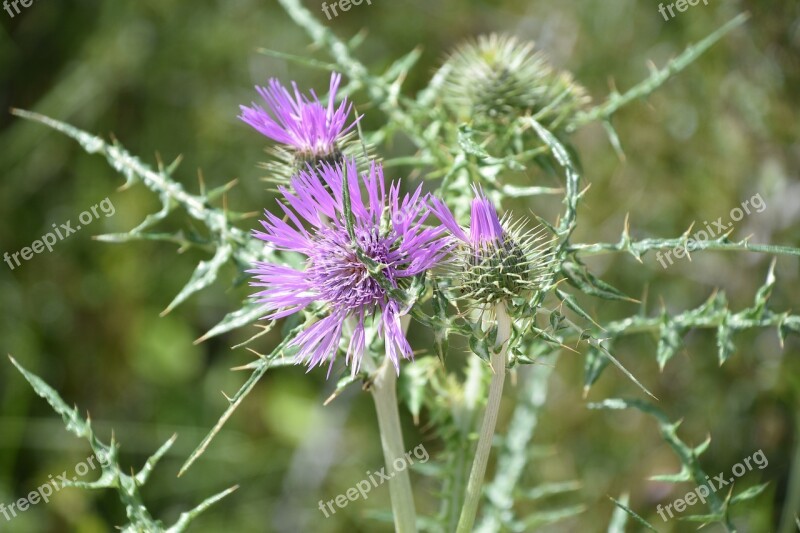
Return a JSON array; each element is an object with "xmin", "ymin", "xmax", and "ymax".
[
  {"xmin": 778, "ymin": 409, "xmax": 800, "ymax": 533},
  {"xmin": 457, "ymin": 304, "xmax": 512, "ymax": 533},
  {"xmin": 370, "ymin": 359, "xmax": 417, "ymax": 532},
  {"xmin": 476, "ymin": 353, "xmax": 558, "ymax": 532},
  {"xmin": 366, "ymin": 315, "xmax": 416, "ymax": 532},
  {"xmin": 567, "ymin": 236, "xmax": 800, "ymax": 259}
]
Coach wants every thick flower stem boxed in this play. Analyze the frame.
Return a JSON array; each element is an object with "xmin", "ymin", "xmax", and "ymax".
[
  {"xmin": 457, "ymin": 303, "xmax": 512, "ymax": 533},
  {"xmin": 370, "ymin": 359, "xmax": 417, "ymax": 532}
]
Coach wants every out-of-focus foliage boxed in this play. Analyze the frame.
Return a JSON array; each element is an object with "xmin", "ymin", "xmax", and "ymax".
[{"xmin": 1, "ymin": 0, "xmax": 798, "ymax": 532}]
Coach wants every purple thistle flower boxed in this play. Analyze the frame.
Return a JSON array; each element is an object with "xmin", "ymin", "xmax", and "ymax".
[
  {"xmin": 429, "ymin": 186, "xmax": 505, "ymax": 247},
  {"xmin": 239, "ymin": 72, "xmax": 358, "ymax": 157},
  {"xmin": 250, "ymin": 159, "xmax": 448, "ymax": 376},
  {"xmin": 468, "ymin": 189, "xmax": 505, "ymax": 247}
]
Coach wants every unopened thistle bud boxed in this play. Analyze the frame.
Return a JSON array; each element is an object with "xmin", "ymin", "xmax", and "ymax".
[
  {"xmin": 440, "ymin": 34, "xmax": 589, "ymax": 131},
  {"xmin": 430, "ymin": 188, "xmax": 555, "ymax": 308}
]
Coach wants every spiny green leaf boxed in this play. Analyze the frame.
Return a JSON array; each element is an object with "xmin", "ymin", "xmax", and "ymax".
[
  {"xmin": 501, "ymin": 184, "xmax": 563, "ymax": 198},
  {"xmin": 649, "ymin": 466, "xmax": 693, "ymax": 483},
  {"xmin": 584, "ymin": 341, "xmax": 611, "ymax": 393},
  {"xmin": 608, "ymin": 496, "xmax": 657, "ymax": 531},
  {"xmin": 729, "ymin": 482, "xmax": 769, "ymax": 505},
  {"xmin": 657, "ymin": 319, "xmax": 684, "ymax": 370},
  {"xmin": 131, "ymin": 195, "xmax": 175, "ymax": 233},
  {"xmin": 469, "ymin": 332, "xmax": 491, "ymax": 363},
  {"xmin": 94, "ymin": 230, "xmax": 209, "ymax": 249},
  {"xmin": 457, "ymin": 124, "xmax": 491, "ymax": 158},
  {"xmin": 340, "ymin": 161, "xmax": 357, "ymax": 241},
  {"xmin": 549, "ymin": 310, "xmax": 567, "ymax": 332},
  {"xmin": 570, "ymin": 13, "xmax": 750, "ymax": 128},
  {"xmin": 561, "ymin": 261, "xmax": 635, "ymax": 302},
  {"xmin": 9, "ymin": 355, "xmax": 225, "ymax": 531},
  {"xmin": 515, "ymin": 504, "xmax": 587, "ymax": 531},
  {"xmin": 136, "ymin": 434, "xmax": 178, "ymax": 485},
  {"xmin": 589, "ymin": 398, "xmax": 732, "ymax": 529},
  {"xmin": 519, "ymin": 481, "xmax": 581, "ymax": 500},
  {"xmin": 588, "ymin": 340, "xmax": 657, "ymax": 399},
  {"xmin": 432, "ymin": 284, "xmax": 450, "ymax": 361},
  {"xmin": 162, "ymin": 244, "xmax": 232, "ymax": 316},
  {"xmin": 196, "ymin": 300, "xmax": 270, "ymax": 344},
  {"xmin": 568, "ymin": 234, "xmax": 800, "ymax": 261},
  {"xmin": 399, "ymin": 358, "xmax": 438, "ymax": 425},
  {"xmin": 382, "ymin": 47, "xmax": 423, "ymax": 83},
  {"xmin": 716, "ymin": 318, "xmax": 736, "ymax": 365},
  {"xmin": 601, "ymin": 120, "xmax": 625, "ymax": 161},
  {"xmin": 526, "ymin": 117, "xmax": 582, "ymax": 237},
  {"xmin": 744, "ymin": 258, "xmax": 776, "ymax": 320},
  {"xmin": 9, "ymin": 355, "xmax": 88, "ymax": 438},
  {"xmin": 165, "ymin": 485, "xmax": 239, "ymax": 533},
  {"xmin": 694, "ymin": 434, "xmax": 712, "ymax": 457},
  {"xmin": 179, "ymin": 327, "xmax": 301, "ymax": 476},
  {"xmin": 778, "ymin": 314, "xmax": 800, "ymax": 347},
  {"xmin": 677, "ymin": 512, "xmax": 725, "ymax": 523},
  {"xmin": 255, "ymin": 47, "xmax": 337, "ymax": 70},
  {"xmin": 556, "ymin": 288, "xmax": 604, "ymax": 330},
  {"xmin": 205, "ymin": 177, "xmax": 239, "ymax": 201}
]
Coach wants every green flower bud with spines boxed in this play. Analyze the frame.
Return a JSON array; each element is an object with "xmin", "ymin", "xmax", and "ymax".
[
  {"xmin": 430, "ymin": 191, "xmax": 556, "ymax": 311},
  {"xmin": 440, "ymin": 34, "xmax": 590, "ymax": 132}
]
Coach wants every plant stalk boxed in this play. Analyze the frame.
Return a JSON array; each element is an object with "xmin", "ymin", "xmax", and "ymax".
[
  {"xmin": 369, "ymin": 315, "xmax": 417, "ymax": 533},
  {"xmin": 457, "ymin": 303, "xmax": 512, "ymax": 533}
]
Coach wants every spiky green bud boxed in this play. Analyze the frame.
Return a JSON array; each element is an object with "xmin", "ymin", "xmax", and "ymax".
[
  {"xmin": 440, "ymin": 34, "xmax": 589, "ymax": 131},
  {"xmin": 459, "ymin": 220, "xmax": 554, "ymax": 307}
]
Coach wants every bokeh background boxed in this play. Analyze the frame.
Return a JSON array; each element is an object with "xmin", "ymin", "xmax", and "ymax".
[{"xmin": 1, "ymin": 0, "xmax": 798, "ymax": 531}]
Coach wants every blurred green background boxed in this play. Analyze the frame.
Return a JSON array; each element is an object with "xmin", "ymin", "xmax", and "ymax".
[{"xmin": 0, "ymin": 0, "xmax": 798, "ymax": 531}]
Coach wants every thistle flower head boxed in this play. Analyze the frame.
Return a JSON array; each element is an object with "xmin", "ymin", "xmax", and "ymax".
[
  {"xmin": 430, "ymin": 188, "xmax": 554, "ymax": 306},
  {"xmin": 250, "ymin": 159, "xmax": 448, "ymax": 376},
  {"xmin": 239, "ymin": 72, "xmax": 359, "ymax": 178},
  {"xmin": 440, "ymin": 34, "xmax": 589, "ymax": 129}
]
